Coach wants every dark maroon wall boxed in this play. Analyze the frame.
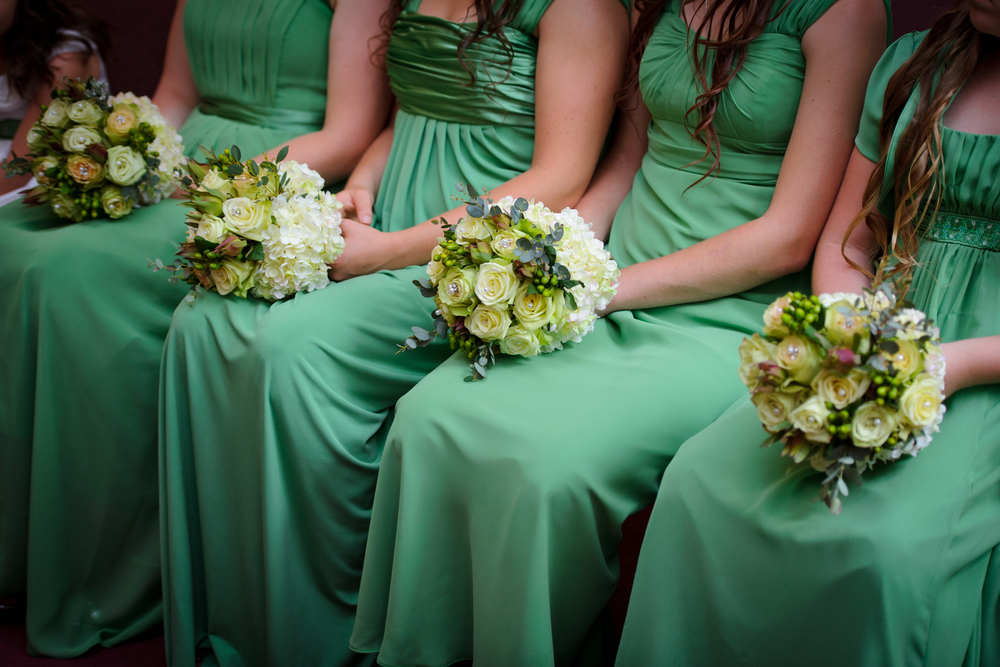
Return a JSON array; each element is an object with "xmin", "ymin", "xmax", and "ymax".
[
  {"xmin": 75, "ymin": 0, "xmax": 178, "ymax": 96},
  {"xmin": 72, "ymin": 0, "xmax": 947, "ymax": 99}
]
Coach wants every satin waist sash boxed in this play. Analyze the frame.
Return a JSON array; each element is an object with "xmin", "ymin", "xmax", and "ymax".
[{"xmin": 199, "ymin": 97, "xmax": 325, "ymax": 132}]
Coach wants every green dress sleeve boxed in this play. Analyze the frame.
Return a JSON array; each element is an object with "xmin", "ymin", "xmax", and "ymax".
[{"xmin": 855, "ymin": 32, "xmax": 925, "ymax": 162}]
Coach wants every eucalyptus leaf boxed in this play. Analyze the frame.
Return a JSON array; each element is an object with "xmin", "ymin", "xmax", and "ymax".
[{"xmin": 230, "ymin": 145, "xmax": 242, "ymax": 161}]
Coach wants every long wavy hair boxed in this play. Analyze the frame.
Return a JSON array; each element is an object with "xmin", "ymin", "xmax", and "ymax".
[
  {"xmin": 376, "ymin": 0, "xmax": 525, "ymax": 85},
  {"xmin": 0, "ymin": 0, "xmax": 111, "ymax": 100},
  {"xmin": 618, "ymin": 0, "xmax": 786, "ymax": 185},
  {"xmin": 843, "ymin": 1, "xmax": 982, "ymax": 283}
]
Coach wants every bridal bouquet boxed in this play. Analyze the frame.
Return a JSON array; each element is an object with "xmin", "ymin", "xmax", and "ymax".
[
  {"xmin": 402, "ymin": 184, "xmax": 619, "ymax": 380},
  {"xmin": 151, "ymin": 144, "xmax": 344, "ymax": 301},
  {"xmin": 1, "ymin": 77, "xmax": 183, "ymax": 222},
  {"xmin": 739, "ymin": 284, "xmax": 946, "ymax": 514}
]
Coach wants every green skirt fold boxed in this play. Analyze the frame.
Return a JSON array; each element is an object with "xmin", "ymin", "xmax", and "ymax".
[
  {"xmin": 159, "ymin": 266, "xmax": 450, "ymax": 667},
  {"xmin": 352, "ymin": 297, "xmax": 774, "ymax": 667}
]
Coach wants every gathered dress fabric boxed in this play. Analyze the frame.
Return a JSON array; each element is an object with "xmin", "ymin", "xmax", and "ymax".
[
  {"xmin": 617, "ymin": 32, "xmax": 1000, "ymax": 667},
  {"xmin": 0, "ymin": 0, "xmax": 330, "ymax": 657},
  {"xmin": 156, "ymin": 2, "xmax": 568, "ymax": 665},
  {"xmin": 348, "ymin": 1, "xmax": 880, "ymax": 666}
]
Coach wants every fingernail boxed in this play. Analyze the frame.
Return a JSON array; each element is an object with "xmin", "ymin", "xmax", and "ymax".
[{"xmin": 361, "ymin": 215, "xmax": 371, "ymax": 223}]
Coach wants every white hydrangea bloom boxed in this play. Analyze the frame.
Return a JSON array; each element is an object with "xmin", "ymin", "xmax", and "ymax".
[
  {"xmin": 278, "ymin": 161, "xmax": 324, "ymax": 196},
  {"xmin": 253, "ymin": 192, "xmax": 344, "ymax": 301}
]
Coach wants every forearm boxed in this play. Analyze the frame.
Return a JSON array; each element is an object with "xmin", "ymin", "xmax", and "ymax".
[
  {"xmin": 254, "ymin": 126, "xmax": 370, "ymax": 185},
  {"xmin": 343, "ymin": 124, "xmax": 394, "ymax": 195},
  {"xmin": 386, "ymin": 165, "xmax": 599, "ymax": 270},
  {"xmin": 574, "ymin": 149, "xmax": 642, "ymax": 242},
  {"xmin": 942, "ymin": 336, "xmax": 1000, "ymax": 395},
  {"xmin": 605, "ymin": 213, "xmax": 816, "ymax": 313},
  {"xmin": 151, "ymin": 84, "xmax": 199, "ymax": 133}
]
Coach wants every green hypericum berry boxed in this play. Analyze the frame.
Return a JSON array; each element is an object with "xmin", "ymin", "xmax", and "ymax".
[
  {"xmin": 794, "ymin": 308, "xmax": 805, "ymax": 320},
  {"xmin": 208, "ymin": 263, "xmax": 221, "ymax": 270},
  {"xmin": 781, "ymin": 313, "xmax": 793, "ymax": 324},
  {"xmin": 876, "ymin": 398, "xmax": 885, "ymax": 406},
  {"xmin": 838, "ymin": 410, "xmax": 849, "ymax": 421},
  {"xmin": 888, "ymin": 388, "xmax": 899, "ymax": 399},
  {"xmin": 877, "ymin": 386, "xmax": 888, "ymax": 397},
  {"xmin": 838, "ymin": 424, "xmax": 851, "ymax": 436},
  {"xmin": 827, "ymin": 425, "xmax": 838, "ymax": 435},
  {"xmin": 873, "ymin": 375, "xmax": 884, "ymax": 385},
  {"xmin": 825, "ymin": 401, "xmax": 835, "ymax": 411},
  {"xmin": 193, "ymin": 263, "xmax": 205, "ymax": 270}
]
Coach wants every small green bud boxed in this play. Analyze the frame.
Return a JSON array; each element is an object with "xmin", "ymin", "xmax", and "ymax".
[{"xmin": 877, "ymin": 386, "xmax": 888, "ymax": 397}]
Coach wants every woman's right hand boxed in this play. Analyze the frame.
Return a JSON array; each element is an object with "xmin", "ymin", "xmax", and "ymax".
[{"xmin": 337, "ymin": 186, "xmax": 375, "ymax": 225}]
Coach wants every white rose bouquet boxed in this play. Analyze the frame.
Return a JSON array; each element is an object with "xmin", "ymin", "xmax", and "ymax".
[
  {"xmin": 1, "ymin": 77, "xmax": 183, "ymax": 222},
  {"xmin": 740, "ymin": 283, "xmax": 946, "ymax": 514},
  {"xmin": 151, "ymin": 144, "xmax": 343, "ymax": 302},
  {"xmin": 401, "ymin": 184, "xmax": 619, "ymax": 380}
]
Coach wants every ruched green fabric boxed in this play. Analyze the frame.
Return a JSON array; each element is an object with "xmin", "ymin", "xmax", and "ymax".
[
  {"xmin": 157, "ymin": 2, "xmax": 571, "ymax": 666},
  {"xmin": 618, "ymin": 32, "xmax": 1000, "ymax": 667},
  {"xmin": 0, "ymin": 0, "xmax": 330, "ymax": 658},
  {"xmin": 350, "ymin": 2, "xmax": 871, "ymax": 666}
]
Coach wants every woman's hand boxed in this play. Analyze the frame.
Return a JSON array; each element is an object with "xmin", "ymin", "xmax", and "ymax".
[
  {"xmin": 328, "ymin": 219, "xmax": 396, "ymax": 281},
  {"xmin": 337, "ymin": 186, "xmax": 376, "ymax": 225}
]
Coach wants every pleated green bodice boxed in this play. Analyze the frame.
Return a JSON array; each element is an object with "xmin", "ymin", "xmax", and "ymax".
[
  {"xmin": 373, "ymin": 0, "xmax": 558, "ymax": 233},
  {"xmin": 609, "ymin": 0, "xmax": 889, "ymax": 272},
  {"xmin": 182, "ymin": 0, "xmax": 330, "ymax": 140}
]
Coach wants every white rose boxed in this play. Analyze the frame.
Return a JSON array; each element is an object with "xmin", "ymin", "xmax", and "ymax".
[
  {"xmin": 106, "ymin": 145, "xmax": 147, "ymax": 186},
  {"xmin": 436, "ymin": 267, "xmax": 478, "ymax": 317},
  {"xmin": 67, "ymin": 99, "xmax": 105, "ymax": 126},
  {"xmin": 62, "ymin": 125, "xmax": 102, "ymax": 153},
  {"xmin": 788, "ymin": 395, "xmax": 832, "ymax": 443},
  {"xmin": 513, "ymin": 283, "xmax": 561, "ymax": 332},
  {"xmin": 196, "ymin": 215, "xmax": 229, "ymax": 242},
  {"xmin": 466, "ymin": 304, "xmax": 511, "ymax": 341},
  {"xmin": 427, "ymin": 245, "xmax": 448, "ymax": 284},
  {"xmin": 898, "ymin": 374, "xmax": 944, "ymax": 430},
  {"xmin": 851, "ymin": 401, "xmax": 899, "ymax": 448},
  {"xmin": 40, "ymin": 99, "xmax": 71, "ymax": 128},
  {"xmin": 26, "ymin": 123, "xmax": 48, "ymax": 151},
  {"xmin": 211, "ymin": 258, "xmax": 255, "ymax": 297},
  {"xmin": 812, "ymin": 368, "xmax": 871, "ymax": 410},
  {"xmin": 881, "ymin": 340, "xmax": 923, "ymax": 379},
  {"xmin": 474, "ymin": 261, "xmax": 518, "ymax": 307},
  {"xmin": 200, "ymin": 168, "xmax": 234, "ymax": 196},
  {"xmin": 762, "ymin": 295, "xmax": 792, "ymax": 337},
  {"xmin": 490, "ymin": 229, "xmax": 526, "ymax": 259},
  {"xmin": 738, "ymin": 334, "xmax": 778, "ymax": 391},
  {"xmin": 752, "ymin": 391, "xmax": 800, "ymax": 433},
  {"xmin": 222, "ymin": 197, "xmax": 271, "ymax": 242},
  {"xmin": 774, "ymin": 335, "xmax": 823, "ymax": 385},
  {"xmin": 454, "ymin": 215, "xmax": 495, "ymax": 242},
  {"xmin": 499, "ymin": 325, "xmax": 541, "ymax": 357},
  {"xmin": 823, "ymin": 297, "xmax": 869, "ymax": 349}
]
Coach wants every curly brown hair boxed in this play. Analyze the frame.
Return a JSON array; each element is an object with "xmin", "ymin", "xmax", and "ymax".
[
  {"xmin": 843, "ymin": 0, "xmax": 983, "ymax": 284},
  {"xmin": 1, "ymin": 0, "xmax": 111, "ymax": 100}
]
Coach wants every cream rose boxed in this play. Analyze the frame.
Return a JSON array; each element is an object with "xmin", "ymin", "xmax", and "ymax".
[
  {"xmin": 823, "ymin": 298, "xmax": 869, "ymax": 348},
  {"xmin": 221, "ymin": 197, "xmax": 271, "ymax": 242},
  {"xmin": 62, "ymin": 125, "xmax": 103, "ymax": 153},
  {"xmin": 513, "ymin": 283, "xmax": 562, "ymax": 332},
  {"xmin": 231, "ymin": 174, "xmax": 259, "ymax": 197},
  {"xmin": 105, "ymin": 103, "xmax": 138, "ymax": 144},
  {"xmin": 26, "ymin": 123, "xmax": 47, "ymax": 151},
  {"xmin": 106, "ymin": 146, "xmax": 147, "ymax": 186},
  {"xmin": 211, "ymin": 258, "xmax": 254, "ymax": 297},
  {"xmin": 68, "ymin": 99, "xmax": 105, "ymax": 126},
  {"xmin": 812, "ymin": 368, "xmax": 871, "ymax": 410},
  {"xmin": 850, "ymin": 401, "xmax": 899, "ymax": 448},
  {"xmin": 50, "ymin": 191, "xmax": 81, "ymax": 221},
  {"xmin": 427, "ymin": 246, "xmax": 448, "ymax": 284},
  {"xmin": 100, "ymin": 184, "xmax": 134, "ymax": 219},
  {"xmin": 466, "ymin": 304, "xmax": 511, "ymax": 341},
  {"xmin": 882, "ymin": 340, "xmax": 923, "ymax": 379},
  {"xmin": 789, "ymin": 395, "xmax": 832, "ymax": 443},
  {"xmin": 774, "ymin": 335, "xmax": 823, "ymax": 385},
  {"xmin": 66, "ymin": 154, "xmax": 104, "ymax": 189},
  {"xmin": 499, "ymin": 325, "xmax": 541, "ymax": 356},
  {"xmin": 752, "ymin": 391, "xmax": 800, "ymax": 433},
  {"xmin": 474, "ymin": 261, "xmax": 518, "ymax": 307},
  {"xmin": 40, "ymin": 99, "xmax": 71, "ymax": 128},
  {"xmin": 762, "ymin": 295, "xmax": 792, "ymax": 337},
  {"xmin": 738, "ymin": 334, "xmax": 778, "ymax": 390},
  {"xmin": 31, "ymin": 156, "xmax": 60, "ymax": 186},
  {"xmin": 199, "ymin": 168, "xmax": 235, "ymax": 196},
  {"xmin": 454, "ymin": 215, "xmax": 495, "ymax": 242},
  {"xmin": 898, "ymin": 374, "xmax": 944, "ymax": 429},
  {"xmin": 490, "ymin": 229, "xmax": 526, "ymax": 259},
  {"xmin": 435, "ymin": 297, "xmax": 457, "ymax": 325},
  {"xmin": 196, "ymin": 215, "xmax": 229, "ymax": 242},
  {"xmin": 436, "ymin": 267, "xmax": 478, "ymax": 317}
]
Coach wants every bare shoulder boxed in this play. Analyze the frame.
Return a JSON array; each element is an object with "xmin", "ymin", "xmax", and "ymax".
[
  {"xmin": 803, "ymin": 0, "xmax": 887, "ymax": 51},
  {"xmin": 539, "ymin": 0, "xmax": 630, "ymax": 36}
]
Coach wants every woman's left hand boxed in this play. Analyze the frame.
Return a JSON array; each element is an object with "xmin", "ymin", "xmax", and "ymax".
[{"xmin": 328, "ymin": 218, "xmax": 396, "ymax": 281}]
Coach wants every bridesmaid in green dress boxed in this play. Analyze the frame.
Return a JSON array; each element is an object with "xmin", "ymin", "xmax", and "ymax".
[
  {"xmin": 0, "ymin": 0, "xmax": 391, "ymax": 657},
  {"xmin": 351, "ymin": 0, "xmax": 889, "ymax": 665},
  {"xmin": 618, "ymin": 4, "xmax": 1000, "ymax": 665},
  {"xmin": 158, "ymin": 0, "xmax": 629, "ymax": 665}
]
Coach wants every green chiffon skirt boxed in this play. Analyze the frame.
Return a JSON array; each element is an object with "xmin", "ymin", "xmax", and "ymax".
[
  {"xmin": 0, "ymin": 108, "xmax": 302, "ymax": 656},
  {"xmin": 350, "ymin": 296, "xmax": 772, "ymax": 667},
  {"xmin": 617, "ymin": 236, "xmax": 1000, "ymax": 667}
]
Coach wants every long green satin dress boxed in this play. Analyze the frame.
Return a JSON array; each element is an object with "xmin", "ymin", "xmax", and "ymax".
[
  {"xmin": 617, "ymin": 32, "xmax": 1000, "ymax": 667},
  {"xmin": 0, "ymin": 0, "xmax": 330, "ymax": 657},
  {"xmin": 350, "ymin": 2, "xmax": 879, "ymax": 666},
  {"xmin": 157, "ymin": 2, "xmax": 578, "ymax": 665}
]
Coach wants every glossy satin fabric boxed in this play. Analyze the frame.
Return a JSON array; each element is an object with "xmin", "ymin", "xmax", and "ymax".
[
  {"xmin": 618, "ymin": 32, "xmax": 1000, "ymax": 667},
  {"xmin": 158, "ymin": 2, "xmax": 563, "ymax": 666},
  {"xmin": 350, "ymin": 2, "xmax": 867, "ymax": 666},
  {"xmin": 0, "ymin": 0, "xmax": 329, "ymax": 657}
]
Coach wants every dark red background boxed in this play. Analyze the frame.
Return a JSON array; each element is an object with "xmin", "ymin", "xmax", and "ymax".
[{"xmin": 78, "ymin": 0, "xmax": 951, "ymax": 97}]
